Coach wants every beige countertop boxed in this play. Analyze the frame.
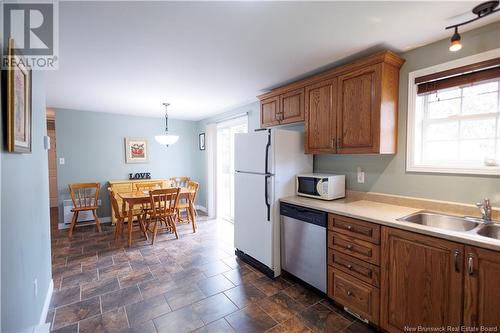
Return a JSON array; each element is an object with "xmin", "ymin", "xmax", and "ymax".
[{"xmin": 280, "ymin": 195, "xmax": 500, "ymax": 252}]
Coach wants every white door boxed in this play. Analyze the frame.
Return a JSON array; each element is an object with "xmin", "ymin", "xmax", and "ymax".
[
  {"xmin": 216, "ymin": 116, "xmax": 248, "ymax": 222},
  {"xmin": 234, "ymin": 130, "xmax": 273, "ymax": 174},
  {"xmin": 234, "ymin": 172, "xmax": 274, "ymax": 269}
]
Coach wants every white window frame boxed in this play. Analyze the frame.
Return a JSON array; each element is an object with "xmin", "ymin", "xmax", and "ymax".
[{"xmin": 406, "ymin": 48, "xmax": 500, "ymax": 176}]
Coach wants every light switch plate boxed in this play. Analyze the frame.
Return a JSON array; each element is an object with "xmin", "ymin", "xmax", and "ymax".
[{"xmin": 59, "ymin": 157, "xmax": 65, "ymax": 165}]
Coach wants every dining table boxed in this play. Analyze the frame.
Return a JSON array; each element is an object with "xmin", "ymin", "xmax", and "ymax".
[{"xmin": 119, "ymin": 187, "xmax": 197, "ymax": 246}]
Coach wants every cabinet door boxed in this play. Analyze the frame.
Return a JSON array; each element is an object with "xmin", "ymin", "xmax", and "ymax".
[
  {"xmin": 279, "ymin": 88, "xmax": 304, "ymax": 125},
  {"xmin": 464, "ymin": 245, "xmax": 500, "ymax": 328},
  {"xmin": 304, "ymin": 78, "xmax": 337, "ymax": 154},
  {"xmin": 337, "ymin": 64, "xmax": 381, "ymax": 153},
  {"xmin": 260, "ymin": 96, "xmax": 280, "ymax": 128},
  {"xmin": 381, "ymin": 227, "xmax": 464, "ymax": 333}
]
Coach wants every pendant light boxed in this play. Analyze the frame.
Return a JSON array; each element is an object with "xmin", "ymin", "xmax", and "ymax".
[
  {"xmin": 155, "ymin": 103, "xmax": 179, "ymax": 146},
  {"xmin": 445, "ymin": 0, "xmax": 499, "ymax": 52}
]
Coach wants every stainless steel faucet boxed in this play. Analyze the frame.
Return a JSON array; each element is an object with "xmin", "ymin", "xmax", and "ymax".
[{"xmin": 476, "ymin": 198, "xmax": 492, "ymax": 223}]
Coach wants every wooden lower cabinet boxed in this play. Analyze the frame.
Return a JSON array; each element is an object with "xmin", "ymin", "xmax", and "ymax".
[
  {"xmin": 380, "ymin": 227, "xmax": 464, "ymax": 332},
  {"xmin": 464, "ymin": 245, "xmax": 500, "ymax": 328},
  {"xmin": 325, "ymin": 213, "xmax": 500, "ymax": 331}
]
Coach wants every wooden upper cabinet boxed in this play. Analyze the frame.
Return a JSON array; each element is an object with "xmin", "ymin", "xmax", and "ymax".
[
  {"xmin": 464, "ymin": 245, "xmax": 500, "ymax": 328},
  {"xmin": 337, "ymin": 64, "xmax": 381, "ymax": 153},
  {"xmin": 260, "ymin": 89, "xmax": 304, "ymax": 128},
  {"xmin": 380, "ymin": 227, "xmax": 464, "ymax": 333},
  {"xmin": 305, "ymin": 79, "xmax": 337, "ymax": 154},
  {"xmin": 260, "ymin": 96, "xmax": 280, "ymax": 127},
  {"xmin": 279, "ymin": 88, "xmax": 304, "ymax": 125},
  {"xmin": 257, "ymin": 50, "xmax": 404, "ymax": 154}
]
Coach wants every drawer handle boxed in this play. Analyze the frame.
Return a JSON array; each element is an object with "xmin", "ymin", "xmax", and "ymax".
[
  {"xmin": 467, "ymin": 254, "xmax": 474, "ymax": 275},
  {"xmin": 453, "ymin": 249, "xmax": 460, "ymax": 272},
  {"xmin": 347, "ymin": 291, "xmax": 352, "ymax": 296},
  {"xmin": 346, "ymin": 244, "xmax": 353, "ymax": 250},
  {"xmin": 346, "ymin": 225, "xmax": 353, "ymax": 230}
]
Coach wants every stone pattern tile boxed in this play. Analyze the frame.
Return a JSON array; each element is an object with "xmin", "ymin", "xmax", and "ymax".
[{"xmin": 48, "ymin": 215, "xmax": 377, "ymax": 332}]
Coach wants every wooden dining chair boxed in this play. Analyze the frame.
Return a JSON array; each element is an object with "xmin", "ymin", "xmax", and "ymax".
[
  {"xmin": 169, "ymin": 176, "xmax": 190, "ymax": 188},
  {"xmin": 148, "ymin": 188, "xmax": 180, "ymax": 244},
  {"xmin": 164, "ymin": 179, "xmax": 176, "ymax": 188},
  {"xmin": 177, "ymin": 181, "xmax": 199, "ymax": 224},
  {"xmin": 108, "ymin": 187, "xmax": 148, "ymax": 241},
  {"xmin": 68, "ymin": 182, "xmax": 101, "ymax": 237}
]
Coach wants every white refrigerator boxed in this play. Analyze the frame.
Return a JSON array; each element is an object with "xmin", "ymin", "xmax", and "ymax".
[{"xmin": 234, "ymin": 129, "xmax": 313, "ymax": 277}]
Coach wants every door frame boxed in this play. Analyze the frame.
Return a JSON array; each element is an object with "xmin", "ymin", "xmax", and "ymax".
[{"xmin": 213, "ymin": 114, "xmax": 248, "ymax": 222}]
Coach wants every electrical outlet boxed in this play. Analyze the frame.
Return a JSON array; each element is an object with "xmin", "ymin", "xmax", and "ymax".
[
  {"xmin": 59, "ymin": 157, "xmax": 65, "ymax": 165},
  {"xmin": 357, "ymin": 167, "xmax": 365, "ymax": 184},
  {"xmin": 34, "ymin": 278, "xmax": 38, "ymax": 298}
]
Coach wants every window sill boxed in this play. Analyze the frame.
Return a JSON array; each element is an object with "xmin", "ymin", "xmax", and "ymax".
[{"xmin": 406, "ymin": 165, "xmax": 500, "ymax": 176}]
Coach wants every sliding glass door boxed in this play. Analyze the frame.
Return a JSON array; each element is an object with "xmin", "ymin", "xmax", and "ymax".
[{"xmin": 216, "ymin": 116, "xmax": 248, "ymax": 222}]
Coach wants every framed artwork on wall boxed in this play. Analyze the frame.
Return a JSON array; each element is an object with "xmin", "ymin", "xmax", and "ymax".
[
  {"xmin": 125, "ymin": 138, "xmax": 149, "ymax": 163},
  {"xmin": 199, "ymin": 133, "xmax": 205, "ymax": 150},
  {"xmin": 6, "ymin": 38, "xmax": 32, "ymax": 153}
]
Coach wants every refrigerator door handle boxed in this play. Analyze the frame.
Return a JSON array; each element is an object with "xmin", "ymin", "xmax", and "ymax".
[
  {"xmin": 265, "ymin": 175, "xmax": 271, "ymax": 221},
  {"xmin": 265, "ymin": 129, "xmax": 271, "ymax": 174}
]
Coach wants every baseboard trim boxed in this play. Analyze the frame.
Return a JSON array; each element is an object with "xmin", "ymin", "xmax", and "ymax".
[
  {"xmin": 58, "ymin": 216, "xmax": 111, "ymax": 230},
  {"xmin": 235, "ymin": 249, "xmax": 275, "ymax": 279},
  {"xmin": 34, "ymin": 278, "xmax": 53, "ymax": 332},
  {"xmin": 195, "ymin": 205, "xmax": 207, "ymax": 213}
]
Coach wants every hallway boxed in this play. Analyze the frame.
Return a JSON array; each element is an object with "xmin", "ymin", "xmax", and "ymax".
[{"xmin": 47, "ymin": 217, "xmax": 373, "ymax": 333}]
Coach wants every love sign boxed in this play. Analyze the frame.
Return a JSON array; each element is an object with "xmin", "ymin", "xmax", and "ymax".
[{"xmin": 129, "ymin": 172, "xmax": 151, "ymax": 180}]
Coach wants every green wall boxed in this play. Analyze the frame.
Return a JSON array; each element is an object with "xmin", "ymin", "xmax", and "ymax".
[
  {"xmin": 55, "ymin": 109, "xmax": 200, "ymax": 220},
  {"xmin": 1, "ymin": 56, "xmax": 52, "ymax": 331},
  {"xmin": 193, "ymin": 102, "xmax": 261, "ymax": 210},
  {"xmin": 195, "ymin": 22, "xmax": 500, "ymax": 209},
  {"xmin": 315, "ymin": 22, "xmax": 500, "ymax": 206}
]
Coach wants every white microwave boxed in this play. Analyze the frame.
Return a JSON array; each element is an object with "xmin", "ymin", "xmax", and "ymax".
[{"xmin": 296, "ymin": 173, "xmax": 345, "ymax": 201}]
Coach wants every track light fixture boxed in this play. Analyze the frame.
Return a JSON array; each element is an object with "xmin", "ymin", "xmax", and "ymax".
[
  {"xmin": 445, "ymin": 0, "xmax": 499, "ymax": 52},
  {"xmin": 449, "ymin": 27, "xmax": 462, "ymax": 52}
]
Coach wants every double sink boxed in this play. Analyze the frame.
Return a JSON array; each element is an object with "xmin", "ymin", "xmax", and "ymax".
[{"xmin": 397, "ymin": 211, "xmax": 500, "ymax": 240}]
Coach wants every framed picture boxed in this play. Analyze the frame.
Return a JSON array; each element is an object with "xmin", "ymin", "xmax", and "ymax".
[
  {"xmin": 125, "ymin": 138, "xmax": 149, "ymax": 163},
  {"xmin": 199, "ymin": 133, "xmax": 205, "ymax": 150},
  {"xmin": 7, "ymin": 38, "xmax": 32, "ymax": 153}
]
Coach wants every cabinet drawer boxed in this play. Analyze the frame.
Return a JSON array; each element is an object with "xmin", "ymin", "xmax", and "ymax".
[
  {"xmin": 328, "ymin": 267, "xmax": 380, "ymax": 325},
  {"xmin": 329, "ymin": 214, "xmax": 380, "ymax": 244},
  {"xmin": 328, "ymin": 250, "xmax": 380, "ymax": 287},
  {"xmin": 328, "ymin": 232, "xmax": 380, "ymax": 265}
]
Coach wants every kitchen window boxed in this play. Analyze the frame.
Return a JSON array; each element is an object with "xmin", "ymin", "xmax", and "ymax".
[{"xmin": 407, "ymin": 50, "xmax": 500, "ymax": 175}]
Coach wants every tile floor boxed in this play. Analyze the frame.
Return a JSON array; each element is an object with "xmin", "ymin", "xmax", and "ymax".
[{"xmin": 47, "ymin": 211, "xmax": 377, "ymax": 333}]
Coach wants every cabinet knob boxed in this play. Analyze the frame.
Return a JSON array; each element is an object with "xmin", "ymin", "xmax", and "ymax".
[
  {"xmin": 347, "ymin": 291, "xmax": 352, "ymax": 296},
  {"xmin": 346, "ymin": 244, "xmax": 353, "ymax": 250},
  {"xmin": 346, "ymin": 225, "xmax": 353, "ymax": 230},
  {"xmin": 347, "ymin": 264, "xmax": 353, "ymax": 270}
]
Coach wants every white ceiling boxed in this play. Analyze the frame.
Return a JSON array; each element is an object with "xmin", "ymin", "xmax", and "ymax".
[{"xmin": 46, "ymin": 1, "xmax": 499, "ymax": 120}]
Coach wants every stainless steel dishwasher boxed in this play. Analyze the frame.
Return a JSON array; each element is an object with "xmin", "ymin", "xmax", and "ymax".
[{"xmin": 280, "ymin": 202, "xmax": 327, "ymax": 292}]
